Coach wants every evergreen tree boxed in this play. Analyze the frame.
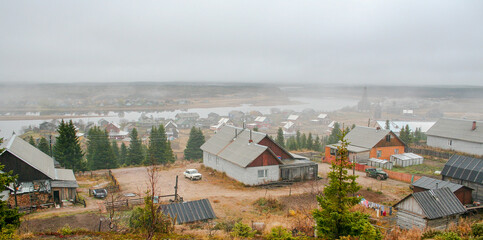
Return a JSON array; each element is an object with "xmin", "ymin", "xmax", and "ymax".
[
  {"xmin": 146, "ymin": 126, "xmax": 163, "ymax": 165},
  {"xmin": 385, "ymin": 120, "xmax": 390, "ymax": 129},
  {"xmin": 313, "ymin": 130, "xmax": 381, "ymax": 240},
  {"xmin": 37, "ymin": 137, "xmax": 50, "ymax": 155},
  {"xmin": 286, "ymin": 136, "xmax": 297, "ymax": 151},
  {"xmin": 128, "ymin": 128, "xmax": 144, "ymax": 165},
  {"xmin": 313, "ymin": 135, "xmax": 321, "ymax": 151},
  {"xmin": 300, "ymin": 133, "xmax": 307, "ymax": 149},
  {"xmin": 53, "ymin": 120, "xmax": 84, "ymax": 172},
  {"xmin": 399, "ymin": 124, "xmax": 412, "ymax": 145},
  {"xmin": 120, "ymin": 143, "xmax": 128, "ymax": 166},
  {"xmin": 86, "ymin": 127, "xmax": 117, "ymax": 170},
  {"xmin": 253, "ymin": 127, "xmax": 259, "ymax": 132},
  {"xmin": 28, "ymin": 136, "xmax": 36, "ymax": 147},
  {"xmin": 327, "ymin": 122, "xmax": 341, "ymax": 145},
  {"xmin": 307, "ymin": 133, "xmax": 314, "ymax": 150},
  {"xmin": 159, "ymin": 125, "xmax": 175, "ymax": 163},
  {"xmin": 351, "ymin": 124, "xmax": 356, "ymax": 129},
  {"xmin": 0, "ymin": 164, "xmax": 21, "ymax": 234},
  {"xmin": 295, "ymin": 130, "xmax": 301, "ymax": 149},
  {"xmin": 184, "ymin": 127, "xmax": 205, "ymax": 160},
  {"xmin": 275, "ymin": 127, "xmax": 285, "ymax": 148},
  {"xmin": 111, "ymin": 141, "xmax": 120, "ymax": 164}
]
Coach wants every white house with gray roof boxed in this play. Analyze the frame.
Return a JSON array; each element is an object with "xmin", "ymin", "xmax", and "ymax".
[
  {"xmin": 201, "ymin": 125, "xmax": 317, "ymax": 185},
  {"xmin": 426, "ymin": 118, "xmax": 483, "ymax": 156}
]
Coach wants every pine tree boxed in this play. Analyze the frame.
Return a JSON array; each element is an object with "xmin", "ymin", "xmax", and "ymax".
[
  {"xmin": 184, "ymin": 127, "xmax": 205, "ymax": 160},
  {"xmin": 128, "ymin": 128, "xmax": 144, "ymax": 165},
  {"xmin": 86, "ymin": 127, "xmax": 117, "ymax": 170},
  {"xmin": 313, "ymin": 135, "xmax": 321, "ymax": 151},
  {"xmin": 146, "ymin": 126, "xmax": 163, "ymax": 165},
  {"xmin": 120, "ymin": 143, "xmax": 128, "ymax": 166},
  {"xmin": 112, "ymin": 141, "xmax": 120, "ymax": 163},
  {"xmin": 286, "ymin": 136, "xmax": 297, "ymax": 151},
  {"xmin": 327, "ymin": 122, "xmax": 341, "ymax": 145},
  {"xmin": 295, "ymin": 130, "xmax": 301, "ymax": 149},
  {"xmin": 53, "ymin": 120, "xmax": 84, "ymax": 172},
  {"xmin": 38, "ymin": 137, "xmax": 50, "ymax": 155},
  {"xmin": 276, "ymin": 127, "xmax": 285, "ymax": 148},
  {"xmin": 160, "ymin": 126, "xmax": 175, "ymax": 163},
  {"xmin": 307, "ymin": 133, "xmax": 314, "ymax": 150},
  {"xmin": 0, "ymin": 162, "xmax": 21, "ymax": 234},
  {"xmin": 28, "ymin": 136, "xmax": 36, "ymax": 146},
  {"xmin": 313, "ymin": 130, "xmax": 381, "ymax": 239},
  {"xmin": 300, "ymin": 133, "xmax": 307, "ymax": 150}
]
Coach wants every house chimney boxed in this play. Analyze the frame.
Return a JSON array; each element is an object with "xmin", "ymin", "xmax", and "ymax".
[
  {"xmin": 249, "ymin": 130, "xmax": 253, "ymax": 143},
  {"xmin": 436, "ymin": 183, "xmax": 438, "ymax": 189},
  {"xmin": 234, "ymin": 129, "xmax": 237, "ymax": 139},
  {"xmin": 472, "ymin": 121, "xmax": 477, "ymax": 131}
]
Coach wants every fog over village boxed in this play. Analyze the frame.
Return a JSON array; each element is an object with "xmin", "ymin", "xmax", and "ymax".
[{"xmin": 0, "ymin": 1, "xmax": 482, "ymax": 240}]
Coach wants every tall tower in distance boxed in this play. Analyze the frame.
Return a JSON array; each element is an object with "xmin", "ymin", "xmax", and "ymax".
[{"xmin": 357, "ymin": 86, "xmax": 371, "ymax": 112}]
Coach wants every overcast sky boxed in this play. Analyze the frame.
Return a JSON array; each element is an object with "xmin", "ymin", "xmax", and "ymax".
[{"xmin": 1, "ymin": 1, "xmax": 482, "ymax": 85}]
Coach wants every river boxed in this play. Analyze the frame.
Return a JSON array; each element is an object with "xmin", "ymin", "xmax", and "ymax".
[{"xmin": 0, "ymin": 97, "xmax": 357, "ymax": 139}]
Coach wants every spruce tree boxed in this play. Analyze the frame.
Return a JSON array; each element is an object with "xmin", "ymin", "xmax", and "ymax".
[
  {"xmin": 313, "ymin": 135, "xmax": 321, "ymax": 151},
  {"xmin": 276, "ymin": 127, "xmax": 285, "ymax": 147},
  {"xmin": 184, "ymin": 127, "xmax": 205, "ymax": 160},
  {"xmin": 146, "ymin": 126, "xmax": 163, "ymax": 165},
  {"xmin": 307, "ymin": 133, "xmax": 314, "ymax": 150},
  {"xmin": 37, "ymin": 137, "xmax": 50, "ymax": 155},
  {"xmin": 0, "ymin": 162, "xmax": 21, "ymax": 233},
  {"xmin": 53, "ymin": 120, "xmax": 84, "ymax": 172},
  {"xmin": 313, "ymin": 130, "xmax": 381, "ymax": 239},
  {"xmin": 120, "ymin": 143, "xmax": 128, "ymax": 166},
  {"xmin": 295, "ymin": 130, "xmax": 301, "ymax": 149},
  {"xmin": 300, "ymin": 133, "xmax": 307, "ymax": 149},
  {"xmin": 87, "ymin": 127, "xmax": 117, "ymax": 170},
  {"xmin": 160, "ymin": 126, "xmax": 175, "ymax": 163},
  {"xmin": 28, "ymin": 136, "xmax": 36, "ymax": 147},
  {"xmin": 111, "ymin": 141, "xmax": 120, "ymax": 163},
  {"xmin": 128, "ymin": 128, "xmax": 144, "ymax": 165},
  {"xmin": 327, "ymin": 122, "xmax": 341, "ymax": 145}
]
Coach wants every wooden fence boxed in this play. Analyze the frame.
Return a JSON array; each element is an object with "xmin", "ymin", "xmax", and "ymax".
[
  {"xmin": 105, "ymin": 198, "xmax": 144, "ymax": 211},
  {"xmin": 323, "ymin": 159, "xmax": 421, "ymax": 184},
  {"xmin": 406, "ymin": 147, "xmax": 452, "ymax": 159}
]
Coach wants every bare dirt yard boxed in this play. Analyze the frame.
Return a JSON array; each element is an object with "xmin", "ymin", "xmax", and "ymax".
[{"xmin": 109, "ymin": 161, "xmax": 411, "ymax": 233}]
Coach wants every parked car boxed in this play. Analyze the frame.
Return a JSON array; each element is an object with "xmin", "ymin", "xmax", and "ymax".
[
  {"xmin": 184, "ymin": 169, "xmax": 202, "ymax": 180},
  {"xmin": 92, "ymin": 188, "xmax": 108, "ymax": 198},
  {"xmin": 365, "ymin": 168, "xmax": 388, "ymax": 180}
]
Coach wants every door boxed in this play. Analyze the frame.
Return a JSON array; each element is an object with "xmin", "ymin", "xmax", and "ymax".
[{"xmin": 53, "ymin": 190, "xmax": 60, "ymax": 205}]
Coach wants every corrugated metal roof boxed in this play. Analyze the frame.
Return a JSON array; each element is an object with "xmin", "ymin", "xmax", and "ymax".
[
  {"xmin": 376, "ymin": 121, "xmax": 435, "ymax": 133},
  {"xmin": 0, "ymin": 135, "xmax": 56, "ymax": 180},
  {"xmin": 412, "ymin": 176, "xmax": 467, "ymax": 192},
  {"xmin": 327, "ymin": 143, "xmax": 370, "ymax": 153},
  {"xmin": 412, "ymin": 188, "xmax": 466, "ymax": 219},
  {"xmin": 426, "ymin": 118, "xmax": 483, "ymax": 143},
  {"xmin": 51, "ymin": 180, "xmax": 79, "ymax": 188},
  {"xmin": 441, "ymin": 155, "xmax": 482, "ymax": 184},
  {"xmin": 160, "ymin": 199, "xmax": 216, "ymax": 224},
  {"xmin": 201, "ymin": 125, "xmax": 287, "ymax": 167},
  {"xmin": 345, "ymin": 126, "xmax": 393, "ymax": 149}
]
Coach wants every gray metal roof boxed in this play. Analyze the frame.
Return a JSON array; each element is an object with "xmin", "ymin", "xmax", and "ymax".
[
  {"xmin": 1, "ymin": 135, "xmax": 57, "ymax": 180},
  {"xmin": 345, "ymin": 126, "xmax": 394, "ymax": 149},
  {"xmin": 441, "ymin": 155, "xmax": 482, "ymax": 184},
  {"xmin": 327, "ymin": 143, "xmax": 370, "ymax": 153},
  {"xmin": 412, "ymin": 188, "xmax": 466, "ymax": 219},
  {"xmin": 426, "ymin": 118, "xmax": 483, "ymax": 143},
  {"xmin": 160, "ymin": 199, "xmax": 216, "ymax": 224},
  {"xmin": 51, "ymin": 180, "xmax": 79, "ymax": 188},
  {"xmin": 200, "ymin": 125, "xmax": 286, "ymax": 167},
  {"xmin": 412, "ymin": 176, "xmax": 468, "ymax": 192}
]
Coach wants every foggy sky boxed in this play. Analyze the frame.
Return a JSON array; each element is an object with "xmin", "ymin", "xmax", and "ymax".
[{"xmin": 1, "ymin": 1, "xmax": 482, "ymax": 85}]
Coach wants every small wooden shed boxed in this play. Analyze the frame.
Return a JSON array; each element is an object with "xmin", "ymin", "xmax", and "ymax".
[
  {"xmin": 394, "ymin": 188, "xmax": 466, "ymax": 230},
  {"xmin": 412, "ymin": 176, "xmax": 473, "ymax": 205}
]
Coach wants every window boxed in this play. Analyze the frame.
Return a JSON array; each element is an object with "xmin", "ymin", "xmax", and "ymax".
[
  {"xmin": 330, "ymin": 148, "xmax": 337, "ymax": 156},
  {"xmin": 386, "ymin": 135, "xmax": 391, "ymax": 142},
  {"xmin": 377, "ymin": 150, "xmax": 382, "ymax": 158},
  {"xmin": 395, "ymin": 149, "xmax": 399, "ymax": 154},
  {"xmin": 258, "ymin": 169, "xmax": 268, "ymax": 178}
]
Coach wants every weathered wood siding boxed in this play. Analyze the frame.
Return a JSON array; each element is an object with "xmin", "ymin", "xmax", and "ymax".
[
  {"xmin": 0, "ymin": 151, "xmax": 51, "ymax": 182},
  {"xmin": 427, "ymin": 215, "xmax": 460, "ymax": 231},
  {"xmin": 396, "ymin": 196, "xmax": 424, "ymax": 215},
  {"xmin": 443, "ymin": 176, "xmax": 483, "ymax": 202},
  {"xmin": 396, "ymin": 210, "xmax": 427, "ymax": 230},
  {"xmin": 258, "ymin": 137, "xmax": 292, "ymax": 160},
  {"xmin": 246, "ymin": 150, "xmax": 280, "ymax": 167}
]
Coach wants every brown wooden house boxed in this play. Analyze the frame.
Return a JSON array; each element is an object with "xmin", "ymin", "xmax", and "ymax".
[
  {"xmin": 411, "ymin": 176, "xmax": 473, "ymax": 205},
  {"xmin": 0, "ymin": 135, "xmax": 78, "ymax": 208}
]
